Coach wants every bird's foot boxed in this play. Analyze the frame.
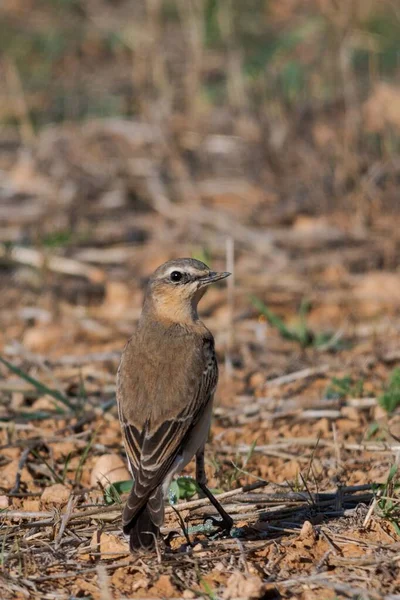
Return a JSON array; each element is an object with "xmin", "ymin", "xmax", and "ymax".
[{"xmin": 206, "ymin": 514, "xmax": 233, "ymax": 535}]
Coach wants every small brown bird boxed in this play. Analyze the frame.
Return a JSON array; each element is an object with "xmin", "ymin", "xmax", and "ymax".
[{"xmin": 117, "ymin": 258, "xmax": 233, "ymax": 551}]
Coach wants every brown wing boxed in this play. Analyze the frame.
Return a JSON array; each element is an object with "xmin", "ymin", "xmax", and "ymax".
[{"xmin": 117, "ymin": 330, "xmax": 217, "ymax": 530}]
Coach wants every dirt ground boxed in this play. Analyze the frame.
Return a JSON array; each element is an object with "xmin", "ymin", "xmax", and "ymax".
[
  {"xmin": 1, "ymin": 1, "xmax": 400, "ymax": 599},
  {"xmin": 1, "ymin": 119, "xmax": 400, "ymax": 598}
]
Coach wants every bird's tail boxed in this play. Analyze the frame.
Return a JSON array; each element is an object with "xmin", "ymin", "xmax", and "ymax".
[{"xmin": 123, "ymin": 486, "xmax": 164, "ymax": 551}]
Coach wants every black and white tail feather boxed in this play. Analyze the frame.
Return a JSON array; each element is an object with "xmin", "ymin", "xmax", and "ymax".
[{"xmin": 123, "ymin": 486, "xmax": 164, "ymax": 551}]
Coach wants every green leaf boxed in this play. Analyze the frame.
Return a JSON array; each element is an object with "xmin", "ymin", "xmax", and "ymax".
[
  {"xmin": 365, "ymin": 422, "xmax": 380, "ymax": 440},
  {"xmin": 325, "ymin": 376, "xmax": 353, "ymax": 400},
  {"xmin": 103, "ymin": 477, "xmax": 198, "ymax": 506},
  {"xmin": 378, "ymin": 368, "xmax": 400, "ymax": 413},
  {"xmin": 250, "ymin": 296, "xmax": 302, "ymax": 343},
  {"xmin": 104, "ymin": 480, "xmax": 133, "ymax": 505},
  {"xmin": 168, "ymin": 480, "xmax": 180, "ymax": 505},
  {"xmin": 176, "ymin": 477, "xmax": 198, "ymax": 500},
  {"xmin": 387, "ymin": 464, "xmax": 398, "ymax": 484}
]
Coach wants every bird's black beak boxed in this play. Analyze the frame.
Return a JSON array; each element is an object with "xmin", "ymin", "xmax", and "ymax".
[{"xmin": 198, "ymin": 271, "xmax": 231, "ymax": 287}]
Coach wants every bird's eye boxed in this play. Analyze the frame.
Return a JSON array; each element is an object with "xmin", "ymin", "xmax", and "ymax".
[{"xmin": 170, "ymin": 270, "xmax": 183, "ymax": 282}]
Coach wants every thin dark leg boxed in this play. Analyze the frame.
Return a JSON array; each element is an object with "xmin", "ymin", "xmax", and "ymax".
[
  {"xmin": 195, "ymin": 446, "xmax": 207, "ymax": 486},
  {"xmin": 196, "ymin": 449, "xmax": 233, "ymax": 532}
]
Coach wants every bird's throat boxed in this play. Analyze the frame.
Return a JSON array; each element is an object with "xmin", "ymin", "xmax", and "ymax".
[{"xmin": 144, "ymin": 292, "xmax": 199, "ymax": 325}]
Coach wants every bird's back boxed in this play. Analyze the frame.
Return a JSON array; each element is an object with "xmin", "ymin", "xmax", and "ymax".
[{"xmin": 117, "ymin": 318, "xmax": 215, "ymax": 430}]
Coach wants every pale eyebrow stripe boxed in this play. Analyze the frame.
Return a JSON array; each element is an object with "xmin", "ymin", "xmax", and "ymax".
[{"xmin": 164, "ymin": 265, "xmax": 207, "ymax": 277}]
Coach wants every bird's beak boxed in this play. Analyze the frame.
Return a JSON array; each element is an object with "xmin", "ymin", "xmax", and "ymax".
[{"xmin": 198, "ymin": 271, "xmax": 231, "ymax": 287}]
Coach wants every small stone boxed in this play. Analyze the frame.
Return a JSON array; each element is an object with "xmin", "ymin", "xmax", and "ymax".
[
  {"xmin": 223, "ymin": 572, "xmax": 264, "ymax": 599},
  {"xmin": 300, "ymin": 520, "xmax": 316, "ymax": 540},
  {"xmin": 90, "ymin": 454, "xmax": 130, "ymax": 489},
  {"xmin": 192, "ymin": 543, "xmax": 203, "ymax": 552},
  {"xmin": 0, "ymin": 459, "xmax": 32, "ymax": 489},
  {"xmin": 0, "ymin": 495, "xmax": 9, "ymax": 509},
  {"xmin": 90, "ymin": 531, "xmax": 129, "ymax": 558},
  {"xmin": 249, "ymin": 372, "xmax": 265, "ymax": 389},
  {"xmin": 23, "ymin": 499, "xmax": 40, "ymax": 511},
  {"xmin": 41, "ymin": 484, "xmax": 70, "ymax": 505}
]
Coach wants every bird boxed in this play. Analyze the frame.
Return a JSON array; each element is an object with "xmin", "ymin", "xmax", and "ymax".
[{"xmin": 117, "ymin": 258, "xmax": 233, "ymax": 551}]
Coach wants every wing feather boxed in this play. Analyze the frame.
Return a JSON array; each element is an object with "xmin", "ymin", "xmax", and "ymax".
[{"xmin": 119, "ymin": 335, "xmax": 217, "ymax": 529}]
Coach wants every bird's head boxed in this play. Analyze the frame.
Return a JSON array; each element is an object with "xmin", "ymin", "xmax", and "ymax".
[{"xmin": 143, "ymin": 258, "xmax": 230, "ymax": 324}]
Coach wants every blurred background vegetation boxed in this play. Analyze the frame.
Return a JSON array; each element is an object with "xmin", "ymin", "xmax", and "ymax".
[
  {"xmin": 1, "ymin": 0, "xmax": 400, "ymax": 125},
  {"xmin": 1, "ymin": 0, "xmax": 400, "ymax": 232}
]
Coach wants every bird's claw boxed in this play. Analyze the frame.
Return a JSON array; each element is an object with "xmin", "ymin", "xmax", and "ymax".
[{"xmin": 206, "ymin": 515, "xmax": 233, "ymax": 534}]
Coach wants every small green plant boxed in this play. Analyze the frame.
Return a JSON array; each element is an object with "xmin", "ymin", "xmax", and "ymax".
[
  {"xmin": 199, "ymin": 578, "xmax": 217, "ymax": 600},
  {"xmin": 0, "ymin": 356, "xmax": 74, "ymax": 412},
  {"xmin": 0, "ymin": 533, "xmax": 7, "ymax": 568},
  {"xmin": 31, "ymin": 448, "xmax": 65, "ymax": 485},
  {"xmin": 104, "ymin": 476, "xmax": 199, "ymax": 506},
  {"xmin": 251, "ymin": 296, "xmax": 344, "ymax": 350},
  {"xmin": 169, "ymin": 477, "xmax": 199, "ymax": 503},
  {"xmin": 74, "ymin": 430, "xmax": 97, "ymax": 486},
  {"xmin": 209, "ymin": 454, "xmax": 231, "ymax": 490},
  {"xmin": 213, "ymin": 438, "xmax": 258, "ymax": 491},
  {"xmin": 104, "ymin": 480, "xmax": 134, "ymax": 505},
  {"xmin": 325, "ymin": 376, "xmax": 364, "ymax": 400},
  {"xmin": 287, "ymin": 437, "xmax": 321, "ymax": 501},
  {"xmin": 365, "ymin": 422, "xmax": 385, "ymax": 441},
  {"xmin": 61, "ymin": 452, "xmax": 72, "ymax": 483},
  {"xmin": 373, "ymin": 465, "xmax": 400, "ymax": 536},
  {"xmin": 41, "ymin": 230, "xmax": 73, "ymax": 248},
  {"xmin": 226, "ymin": 438, "xmax": 259, "ymax": 486},
  {"xmin": 289, "ymin": 470, "xmax": 306, "ymax": 494},
  {"xmin": 378, "ymin": 368, "xmax": 400, "ymax": 413},
  {"xmin": 195, "ymin": 562, "xmax": 218, "ymax": 600}
]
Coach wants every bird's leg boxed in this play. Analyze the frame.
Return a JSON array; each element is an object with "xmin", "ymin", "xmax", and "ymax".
[{"xmin": 195, "ymin": 448, "xmax": 233, "ymax": 533}]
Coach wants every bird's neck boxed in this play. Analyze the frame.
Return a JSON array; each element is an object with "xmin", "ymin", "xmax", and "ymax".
[{"xmin": 142, "ymin": 294, "xmax": 199, "ymax": 326}]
